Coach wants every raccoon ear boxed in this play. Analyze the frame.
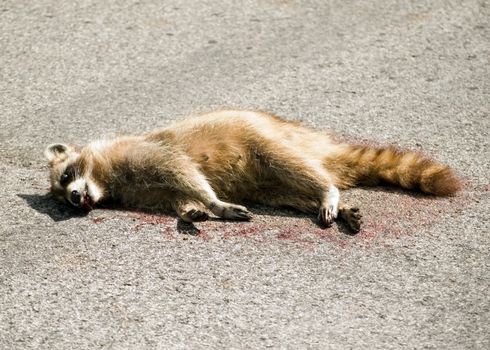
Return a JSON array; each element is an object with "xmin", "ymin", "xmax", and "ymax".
[{"xmin": 44, "ymin": 143, "xmax": 70, "ymax": 162}]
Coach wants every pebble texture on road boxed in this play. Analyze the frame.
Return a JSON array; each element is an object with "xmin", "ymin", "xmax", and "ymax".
[{"xmin": 1, "ymin": 0, "xmax": 488, "ymax": 349}]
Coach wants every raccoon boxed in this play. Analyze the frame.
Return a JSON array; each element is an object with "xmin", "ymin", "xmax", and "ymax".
[{"xmin": 44, "ymin": 110, "xmax": 461, "ymax": 232}]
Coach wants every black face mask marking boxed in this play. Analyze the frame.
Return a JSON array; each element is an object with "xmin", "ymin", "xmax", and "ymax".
[
  {"xmin": 59, "ymin": 165, "xmax": 78, "ymax": 187},
  {"xmin": 60, "ymin": 172, "xmax": 70, "ymax": 186}
]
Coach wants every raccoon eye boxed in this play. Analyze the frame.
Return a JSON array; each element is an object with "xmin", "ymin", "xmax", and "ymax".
[{"xmin": 60, "ymin": 172, "xmax": 70, "ymax": 186}]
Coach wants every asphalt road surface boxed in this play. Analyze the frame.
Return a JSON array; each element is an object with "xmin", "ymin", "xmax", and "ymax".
[{"xmin": 1, "ymin": 0, "xmax": 489, "ymax": 349}]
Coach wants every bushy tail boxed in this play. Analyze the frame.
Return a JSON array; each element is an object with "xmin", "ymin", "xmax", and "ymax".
[{"xmin": 325, "ymin": 144, "xmax": 462, "ymax": 196}]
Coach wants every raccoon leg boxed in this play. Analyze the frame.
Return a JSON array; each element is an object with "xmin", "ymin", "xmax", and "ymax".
[
  {"xmin": 173, "ymin": 199, "xmax": 209, "ymax": 223},
  {"xmin": 172, "ymin": 170, "xmax": 252, "ymax": 221},
  {"xmin": 129, "ymin": 143, "xmax": 252, "ymax": 221},
  {"xmin": 173, "ymin": 197, "xmax": 252, "ymax": 222},
  {"xmin": 256, "ymin": 142, "xmax": 340, "ymax": 227},
  {"xmin": 318, "ymin": 185, "xmax": 340, "ymax": 227},
  {"xmin": 177, "ymin": 170, "xmax": 252, "ymax": 220},
  {"xmin": 175, "ymin": 175, "xmax": 252, "ymax": 221}
]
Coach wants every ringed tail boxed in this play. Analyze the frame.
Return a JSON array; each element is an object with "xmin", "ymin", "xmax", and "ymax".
[{"xmin": 326, "ymin": 143, "xmax": 462, "ymax": 196}]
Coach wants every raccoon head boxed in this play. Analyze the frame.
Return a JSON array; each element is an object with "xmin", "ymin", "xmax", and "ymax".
[{"xmin": 44, "ymin": 143, "xmax": 103, "ymax": 211}]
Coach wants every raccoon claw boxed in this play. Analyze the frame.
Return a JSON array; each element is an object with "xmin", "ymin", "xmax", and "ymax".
[
  {"xmin": 318, "ymin": 205, "xmax": 338, "ymax": 227},
  {"xmin": 208, "ymin": 201, "xmax": 252, "ymax": 221},
  {"xmin": 227, "ymin": 206, "xmax": 253, "ymax": 221},
  {"xmin": 222, "ymin": 205, "xmax": 252, "ymax": 221}
]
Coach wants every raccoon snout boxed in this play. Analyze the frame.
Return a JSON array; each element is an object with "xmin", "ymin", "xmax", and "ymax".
[{"xmin": 71, "ymin": 190, "xmax": 81, "ymax": 205}]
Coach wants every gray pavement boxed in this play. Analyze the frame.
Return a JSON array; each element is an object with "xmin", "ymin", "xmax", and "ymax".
[{"xmin": 1, "ymin": 0, "xmax": 489, "ymax": 349}]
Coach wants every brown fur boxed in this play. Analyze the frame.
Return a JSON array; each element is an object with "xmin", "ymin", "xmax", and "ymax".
[{"xmin": 45, "ymin": 110, "xmax": 461, "ymax": 232}]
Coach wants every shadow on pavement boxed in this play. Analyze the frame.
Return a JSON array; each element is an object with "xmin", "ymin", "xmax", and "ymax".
[
  {"xmin": 176, "ymin": 219, "xmax": 201, "ymax": 236},
  {"xmin": 367, "ymin": 185, "xmax": 436, "ymax": 198},
  {"xmin": 18, "ymin": 193, "xmax": 88, "ymax": 222},
  {"xmin": 19, "ymin": 187, "xmax": 430, "ymax": 233}
]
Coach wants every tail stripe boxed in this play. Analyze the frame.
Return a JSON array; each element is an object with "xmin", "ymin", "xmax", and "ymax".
[{"xmin": 326, "ymin": 144, "xmax": 461, "ymax": 196}]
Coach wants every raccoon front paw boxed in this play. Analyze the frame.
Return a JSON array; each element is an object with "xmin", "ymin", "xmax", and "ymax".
[
  {"xmin": 225, "ymin": 205, "xmax": 252, "ymax": 221},
  {"xmin": 339, "ymin": 207, "xmax": 362, "ymax": 233},
  {"xmin": 181, "ymin": 208, "xmax": 209, "ymax": 223},
  {"xmin": 210, "ymin": 202, "xmax": 252, "ymax": 221},
  {"xmin": 318, "ymin": 204, "xmax": 338, "ymax": 227}
]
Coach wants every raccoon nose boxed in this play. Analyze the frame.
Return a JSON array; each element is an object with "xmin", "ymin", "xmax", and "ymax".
[{"xmin": 71, "ymin": 190, "xmax": 81, "ymax": 205}]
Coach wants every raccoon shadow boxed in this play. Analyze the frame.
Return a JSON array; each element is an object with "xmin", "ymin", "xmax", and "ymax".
[
  {"xmin": 361, "ymin": 184, "xmax": 443, "ymax": 200},
  {"xmin": 18, "ymin": 193, "xmax": 88, "ymax": 222},
  {"xmin": 176, "ymin": 219, "xmax": 201, "ymax": 236},
  {"xmin": 18, "ymin": 186, "xmax": 431, "ymax": 232}
]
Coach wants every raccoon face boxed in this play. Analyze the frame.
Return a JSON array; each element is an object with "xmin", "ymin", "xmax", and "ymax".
[{"xmin": 44, "ymin": 143, "xmax": 102, "ymax": 211}]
